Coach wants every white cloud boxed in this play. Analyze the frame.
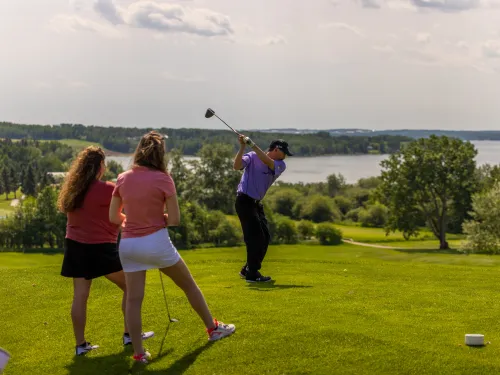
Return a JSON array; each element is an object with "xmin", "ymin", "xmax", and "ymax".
[
  {"xmin": 54, "ymin": 1, "xmax": 234, "ymax": 39},
  {"xmin": 351, "ymin": 0, "xmax": 500, "ymax": 11},
  {"xmin": 415, "ymin": 32, "xmax": 431, "ymax": 44},
  {"xmin": 410, "ymin": 0, "xmax": 480, "ymax": 12},
  {"xmin": 319, "ymin": 22, "xmax": 365, "ymax": 38},
  {"xmin": 161, "ymin": 72, "xmax": 206, "ymax": 82},
  {"xmin": 93, "ymin": 0, "xmax": 124, "ymax": 25},
  {"xmin": 482, "ymin": 40, "xmax": 500, "ymax": 58},
  {"xmin": 372, "ymin": 44, "xmax": 395, "ymax": 53},
  {"xmin": 359, "ymin": 0, "xmax": 382, "ymax": 8},
  {"xmin": 124, "ymin": 1, "xmax": 233, "ymax": 37},
  {"xmin": 49, "ymin": 14, "xmax": 121, "ymax": 38},
  {"xmin": 261, "ymin": 35, "xmax": 287, "ymax": 46}
]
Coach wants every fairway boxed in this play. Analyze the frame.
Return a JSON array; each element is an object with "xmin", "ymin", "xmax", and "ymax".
[{"xmin": 2, "ymin": 244, "xmax": 500, "ymax": 374}]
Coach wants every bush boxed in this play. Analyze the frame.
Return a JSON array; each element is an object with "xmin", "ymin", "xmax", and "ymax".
[
  {"xmin": 209, "ymin": 219, "xmax": 242, "ymax": 247},
  {"xmin": 359, "ymin": 203, "xmax": 389, "ymax": 228},
  {"xmin": 267, "ymin": 188, "xmax": 302, "ymax": 218},
  {"xmin": 346, "ymin": 207, "xmax": 362, "ymax": 222},
  {"xmin": 297, "ymin": 220, "xmax": 315, "ymax": 240},
  {"xmin": 315, "ymin": 223, "xmax": 343, "ymax": 245},
  {"xmin": 334, "ymin": 195, "xmax": 353, "ymax": 216},
  {"xmin": 274, "ymin": 216, "xmax": 299, "ymax": 244},
  {"xmin": 357, "ymin": 176, "xmax": 381, "ymax": 190},
  {"xmin": 296, "ymin": 195, "xmax": 341, "ymax": 223}
]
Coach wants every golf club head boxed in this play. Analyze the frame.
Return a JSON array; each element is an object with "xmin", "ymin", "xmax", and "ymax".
[{"xmin": 205, "ymin": 108, "xmax": 215, "ymax": 119}]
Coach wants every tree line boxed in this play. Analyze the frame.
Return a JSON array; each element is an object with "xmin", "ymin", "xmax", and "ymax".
[
  {"xmin": 0, "ymin": 122, "xmax": 413, "ymax": 156},
  {"xmin": 1, "ymin": 135, "xmax": 500, "ymax": 252}
]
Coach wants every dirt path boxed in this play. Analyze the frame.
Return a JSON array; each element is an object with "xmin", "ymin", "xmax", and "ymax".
[{"xmin": 342, "ymin": 239, "xmax": 404, "ymax": 250}]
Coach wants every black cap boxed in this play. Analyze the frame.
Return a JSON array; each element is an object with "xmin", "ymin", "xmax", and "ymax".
[{"xmin": 269, "ymin": 139, "xmax": 293, "ymax": 156}]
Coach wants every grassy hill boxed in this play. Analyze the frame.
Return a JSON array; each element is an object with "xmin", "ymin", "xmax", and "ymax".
[{"xmin": 1, "ymin": 241, "xmax": 499, "ymax": 374}]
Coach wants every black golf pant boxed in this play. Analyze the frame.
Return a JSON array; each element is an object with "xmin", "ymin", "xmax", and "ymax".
[{"xmin": 235, "ymin": 194, "xmax": 270, "ymax": 276}]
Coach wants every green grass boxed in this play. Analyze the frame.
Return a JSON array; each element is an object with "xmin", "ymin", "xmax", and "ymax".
[
  {"xmin": 2, "ymin": 244, "xmax": 500, "ymax": 374},
  {"xmin": 40, "ymin": 139, "xmax": 104, "ymax": 151}
]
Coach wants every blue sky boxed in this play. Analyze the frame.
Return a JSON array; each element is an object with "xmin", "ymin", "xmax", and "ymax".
[{"xmin": 1, "ymin": 0, "xmax": 500, "ymax": 130}]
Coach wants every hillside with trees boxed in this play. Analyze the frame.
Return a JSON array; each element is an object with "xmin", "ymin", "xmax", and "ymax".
[{"xmin": 0, "ymin": 122, "xmax": 412, "ymax": 156}]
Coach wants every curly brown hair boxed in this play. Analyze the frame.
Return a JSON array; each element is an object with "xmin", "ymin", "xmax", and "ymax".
[
  {"xmin": 57, "ymin": 146, "xmax": 105, "ymax": 213},
  {"xmin": 133, "ymin": 131, "xmax": 168, "ymax": 173}
]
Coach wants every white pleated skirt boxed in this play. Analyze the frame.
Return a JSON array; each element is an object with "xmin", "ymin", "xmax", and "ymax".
[{"xmin": 118, "ymin": 228, "xmax": 180, "ymax": 272}]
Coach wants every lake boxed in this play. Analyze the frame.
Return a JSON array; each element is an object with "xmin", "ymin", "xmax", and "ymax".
[{"xmin": 107, "ymin": 140, "xmax": 500, "ymax": 184}]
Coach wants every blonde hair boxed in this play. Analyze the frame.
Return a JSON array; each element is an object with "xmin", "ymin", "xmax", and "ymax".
[
  {"xmin": 133, "ymin": 131, "xmax": 168, "ymax": 173},
  {"xmin": 57, "ymin": 146, "xmax": 105, "ymax": 213}
]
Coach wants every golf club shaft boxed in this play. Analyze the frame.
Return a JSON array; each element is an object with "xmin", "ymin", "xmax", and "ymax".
[
  {"xmin": 159, "ymin": 270, "xmax": 174, "ymax": 322},
  {"xmin": 214, "ymin": 114, "xmax": 240, "ymax": 135}
]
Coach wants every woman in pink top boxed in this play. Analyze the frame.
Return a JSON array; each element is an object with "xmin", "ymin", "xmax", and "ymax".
[
  {"xmin": 109, "ymin": 131, "xmax": 235, "ymax": 363},
  {"xmin": 58, "ymin": 146, "xmax": 153, "ymax": 356}
]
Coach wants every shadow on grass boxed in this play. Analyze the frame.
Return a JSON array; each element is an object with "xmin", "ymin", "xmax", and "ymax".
[
  {"xmin": 131, "ymin": 341, "xmax": 214, "ymax": 375},
  {"xmin": 246, "ymin": 280, "xmax": 313, "ymax": 291},
  {"xmin": 65, "ymin": 339, "xmax": 213, "ymax": 375},
  {"xmin": 394, "ymin": 248, "xmax": 462, "ymax": 255}
]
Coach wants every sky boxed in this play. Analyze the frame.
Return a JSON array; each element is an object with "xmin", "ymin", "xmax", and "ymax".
[{"xmin": 1, "ymin": 0, "xmax": 500, "ymax": 131}]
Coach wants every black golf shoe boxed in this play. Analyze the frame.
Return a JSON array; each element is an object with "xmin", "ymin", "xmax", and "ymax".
[
  {"xmin": 239, "ymin": 266, "xmax": 248, "ymax": 278},
  {"xmin": 245, "ymin": 272, "xmax": 272, "ymax": 283}
]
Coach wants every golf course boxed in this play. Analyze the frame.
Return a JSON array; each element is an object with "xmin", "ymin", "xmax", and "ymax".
[{"xmin": 2, "ymin": 227, "xmax": 500, "ymax": 375}]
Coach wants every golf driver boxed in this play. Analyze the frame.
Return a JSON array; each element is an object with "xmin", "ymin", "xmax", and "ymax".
[
  {"xmin": 205, "ymin": 108, "xmax": 241, "ymax": 135},
  {"xmin": 159, "ymin": 270, "xmax": 178, "ymax": 323}
]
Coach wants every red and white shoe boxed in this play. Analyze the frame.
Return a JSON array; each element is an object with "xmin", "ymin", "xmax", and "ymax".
[
  {"xmin": 207, "ymin": 319, "xmax": 236, "ymax": 341},
  {"xmin": 133, "ymin": 351, "xmax": 152, "ymax": 364}
]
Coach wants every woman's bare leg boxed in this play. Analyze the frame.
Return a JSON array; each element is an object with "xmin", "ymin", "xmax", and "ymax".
[
  {"xmin": 123, "ymin": 271, "xmax": 146, "ymax": 356},
  {"xmin": 72, "ymin": 278, "xmax": 92, "ymax": 345},
  {"xmin": 104, "ymin": 271, "xmax": 128, "ymax": 333},
  {"xmin": 160, "ymin": 258, "xmax": 216, "ymax": 330}
]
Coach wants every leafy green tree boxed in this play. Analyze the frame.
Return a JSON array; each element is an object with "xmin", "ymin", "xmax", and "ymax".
[
  {"xmin": 194, "ymin": 143, "xmax": 241, "ymax": 214},
  {"xmin": 168, "ymin": 148, "xmax": 193, "ymax": 198},
  {"xmin": 103, "ymin": 160, "xmax": 124, "ymax": 181},
  {"xmin": 460, "ymin": 182, "xmax": 500, "ymax": 254},
  {"xmin": 475, "ymin": 164, "xmax": 500, "ymax": 193},
  {"xmin": 327, "ymin": 173, "xmax": 346, "ymax": 197},
  {"xmin": 378, "ymin": 135, "xmax": 477, "ymax": 249}
]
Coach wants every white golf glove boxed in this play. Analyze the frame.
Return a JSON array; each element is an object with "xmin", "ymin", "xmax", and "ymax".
[{"xmin": 244, "ymin": 137, "xmax": 255, "ymax": 147}]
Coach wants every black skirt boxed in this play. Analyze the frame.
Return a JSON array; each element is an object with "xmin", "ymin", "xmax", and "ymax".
[{"xmin": 61, "ymin": 238, "xmax": 123, "ymax": 280}]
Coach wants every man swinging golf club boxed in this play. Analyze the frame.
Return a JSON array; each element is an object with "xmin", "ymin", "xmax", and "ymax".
[{"xmin": 233, "ymin": 134, "xmax": 293, "ymax": 283}]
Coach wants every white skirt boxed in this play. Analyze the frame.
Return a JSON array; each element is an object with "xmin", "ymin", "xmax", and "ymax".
[{"xmin": 119, "ymin": 228, "xmax": 181, "ymax": 272}]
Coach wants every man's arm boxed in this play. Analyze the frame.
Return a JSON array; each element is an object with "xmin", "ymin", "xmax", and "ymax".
[
  {"xmin": 233, "ymin": 137, "xmax": 247, "ymax": 170},
  {"xmin": 244, "ymin": 137, "xmax": 275, "ymax": 170}
]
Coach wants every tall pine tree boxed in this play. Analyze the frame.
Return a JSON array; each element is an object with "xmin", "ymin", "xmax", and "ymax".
[
  {"xmin": 10, "ymin": 166, "xmax": 17, "ymax": 199},
  {"xmin": 2, "ymin": 167, "xmax": 12, "ymax": 200},
  {"xmin": 22, "ymin": 164, "xmax": 37, "ymax": 197}
]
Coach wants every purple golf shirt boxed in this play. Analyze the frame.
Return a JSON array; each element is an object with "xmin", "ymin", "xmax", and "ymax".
[{"xmin": 237, "ymin": 151, "xmax": 286, "ymax": 201}]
